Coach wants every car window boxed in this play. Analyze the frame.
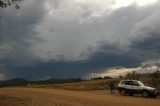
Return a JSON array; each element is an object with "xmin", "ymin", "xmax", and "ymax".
[
  {"xmin": 138, "ymin": 81, "xmax": 144, "ymax": 86},
  {"xmin": 121, "ymin": 81, "xmax": 125, "ymax": 84},
  {"xmin": 124, "ymin": 81, "xmax": 131, "ymax": 85},
  {"xmin": 131, "ymin": 81, "xmax": 139, "ymax": 86}
]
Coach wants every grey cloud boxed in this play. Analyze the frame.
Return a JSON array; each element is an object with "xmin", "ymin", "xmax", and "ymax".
[
  {"xmin": 129, "ymin": 11, "xmax": 160, "ymax": 64},
  {"xmin": 0, "ymin": 0, "xmax": 46, "ymax": 65},
  {"xmin": 1, "ymin": 0, "xmax": 160, "ymax": 79},
  {"xmin": 30, "ymin": 5, "xmax": 141, "ymax": 62}
]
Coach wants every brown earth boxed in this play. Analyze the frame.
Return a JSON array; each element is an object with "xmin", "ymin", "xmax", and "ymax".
[{"xmin": 0, "ymin": 87, "xmax": 159, "ymax": 106}]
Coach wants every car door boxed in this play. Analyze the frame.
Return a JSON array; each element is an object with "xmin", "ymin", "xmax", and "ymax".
[
  {"xmin": 131, "ymin": 81, "xmax": 141, "ymax": 93},
  {"xmin": 124, "ymin": 81, "xmax": 133, "ymax": 90}
]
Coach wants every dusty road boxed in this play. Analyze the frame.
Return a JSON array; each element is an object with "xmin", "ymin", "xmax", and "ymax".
[{"xmin": 0, "ymin": 88, "xmax": 159, "ymax": 106}]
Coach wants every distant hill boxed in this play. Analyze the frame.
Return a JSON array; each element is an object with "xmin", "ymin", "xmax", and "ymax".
[
  {"xmin": 0, "ymin": 78, "xmax": 28, "ymax": 87},
  {"xmin": 0, "ymin": 78, "xmax": 82, "ymax": 87}
]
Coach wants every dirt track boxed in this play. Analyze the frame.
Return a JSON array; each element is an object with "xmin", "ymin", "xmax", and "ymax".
[{"xmin": 0, "ymin": 88, "xmax": 159, "ymax": 106}]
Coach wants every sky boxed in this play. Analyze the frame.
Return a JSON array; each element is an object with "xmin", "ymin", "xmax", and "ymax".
[{"xmin": 0, "ymin": 0, "xmax": 160, "ymax": 80}]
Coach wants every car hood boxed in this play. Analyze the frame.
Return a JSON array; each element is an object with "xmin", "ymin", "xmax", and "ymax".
[{"xmin": 143, "ymin": 86, "xmax": 156, "ymax": 90}]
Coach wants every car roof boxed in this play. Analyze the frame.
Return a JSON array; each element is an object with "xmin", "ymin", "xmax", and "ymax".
[{"xmin": 121, "ymin": 80, "xmax": 139, "ymax": 82}]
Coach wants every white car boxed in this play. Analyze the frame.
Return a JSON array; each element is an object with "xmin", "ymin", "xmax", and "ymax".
[{"xmin": 117, "ymin": 80, "xmax": 159, "ymax": 98}]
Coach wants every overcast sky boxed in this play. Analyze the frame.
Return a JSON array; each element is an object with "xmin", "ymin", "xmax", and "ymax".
[{"xmin": 0, "ymin": 0, "xmax": 160, "ymax": 80}]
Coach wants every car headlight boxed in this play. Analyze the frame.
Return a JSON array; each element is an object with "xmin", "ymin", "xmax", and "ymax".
[{"xmin": 150, "ymin": 89, "xmax": 156, "ymax": 92}]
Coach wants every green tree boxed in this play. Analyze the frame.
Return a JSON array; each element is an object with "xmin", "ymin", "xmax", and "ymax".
[
  {"xmin": 156, "ymin": 70, "xmax": 160, "ymax": 78},
  {"xmin": 126, "ymin": 72, "xmax": 132, "ymax": 80},
  {"xmin": 152, "ymin": 70, "xmax": 160, "ymax": 79},
  {"xmin": 119, "ymin": 75, "xmax": 123, "ymax": 78},
  {"xmin": 125, "ymin": 71, "xmax": 139, "ymax": 80}
]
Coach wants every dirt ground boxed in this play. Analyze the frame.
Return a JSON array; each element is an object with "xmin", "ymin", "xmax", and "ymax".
[{"xmin": 0, "ymin": 87, "xmax": 159, "ymax": 106}]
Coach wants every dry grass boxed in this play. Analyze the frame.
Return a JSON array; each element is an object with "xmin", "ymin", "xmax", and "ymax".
[
  {"xmin": 30, "ymin": 79, "xmax": 119, "ymax": 91},
  {"xmin": 30, "ymin": 78, "xmax": 160, "ymax": 91},
  {"xmin": 0, "ymin": 94, "xmax": 32, "ymax": 106}
]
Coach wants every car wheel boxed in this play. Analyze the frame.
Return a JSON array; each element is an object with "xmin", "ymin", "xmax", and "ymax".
[
  {"xmin": 120, "ymin": 89, "xmax": 126, "ymax": 95},
  {"xmin": 142, "ymin": 90, "xmax": 149, "ymax": 97}
]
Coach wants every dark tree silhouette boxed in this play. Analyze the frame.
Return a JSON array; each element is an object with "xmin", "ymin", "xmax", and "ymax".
[
  {"xmin": 125, "ymin": 71, "xmax": 139, "ymax": 80},
  {"xmin": 0, "ymin": 0, "xmax": 22, "ymax": 9}
]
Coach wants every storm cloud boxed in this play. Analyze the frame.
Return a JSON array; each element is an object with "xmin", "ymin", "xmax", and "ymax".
[{"xmin": 0, "ymin": 0, "xmax": 160, "ymax": 80}]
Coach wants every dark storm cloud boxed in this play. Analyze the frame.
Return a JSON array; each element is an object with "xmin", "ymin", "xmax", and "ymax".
[
  {"xmin": 130, "ymin": 31, "xmax": 160, "ymax": 63},
  {"xmin": 1, "ymin": 0, "xmax": 160, "ymax": 80},
  {"xmin": 3, "ymin": 44, "xmax": 141, "ymax": 80},
  {"xmin": 129, "ymin": 10, "xmax": 160, "ymax": 65},
  {"xmin": 0, "ymin": 0, "xmax": 46, "ymax": 65},
  {"xmin": 0, "ymin": 0, "xmax": 47, "ymax": 79}
]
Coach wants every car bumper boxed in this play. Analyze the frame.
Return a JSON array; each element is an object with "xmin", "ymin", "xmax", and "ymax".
[
  {"xmin": 157, "ymin": 91, "xmax": 160, "ymax": 96},
  {"xmin": 149, "ymin": 90, "xmax": 159, "ymax": 96}
]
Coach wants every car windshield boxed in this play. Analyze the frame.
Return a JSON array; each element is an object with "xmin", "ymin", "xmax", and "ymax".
[{"xmin": 138, "ymin": 81, "xmax": 144, "ymax": 86}]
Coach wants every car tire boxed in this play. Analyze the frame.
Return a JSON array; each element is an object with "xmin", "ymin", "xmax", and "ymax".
[
  {"xmin": 142, "ymin": 90, "xmax": 149, "ymax": 97},
  {"xmin": 120, "ymin": 89, "xmax": 126, "ymax": 95}
]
